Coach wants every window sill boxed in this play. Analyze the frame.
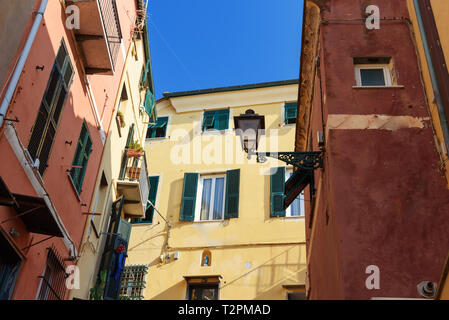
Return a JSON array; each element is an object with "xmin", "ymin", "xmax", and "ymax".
[
  {"xmin": 146, "ymin": 137, "xmax": 168, "ymax": 142},
  {"xmin": 279, "ymin": 123, "xmax": 296, "ymax": 128},
  {"xmin": 352, "ymin": 85, "xmax": 405, "ymax": 89},
  {"xmin": 271, "ymin": 215, "xmax": 305, "ymax": 220},
  {"xmin": 193, "ymin": 219, "xmax": 226, "ymax": 223},
  {"xmin": 201, "ymin": 130, "xmax": 230, "ymax": 136}
]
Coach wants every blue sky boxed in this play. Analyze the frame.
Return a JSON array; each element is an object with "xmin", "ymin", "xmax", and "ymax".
[{"xmin": 147, "ymin": 0, "xmax": 303, "ymax": 99}]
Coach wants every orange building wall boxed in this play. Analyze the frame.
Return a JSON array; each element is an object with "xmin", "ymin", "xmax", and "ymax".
[{"xmin": 0, "ymin": 0, "xmax": 138, "ymax": 299}]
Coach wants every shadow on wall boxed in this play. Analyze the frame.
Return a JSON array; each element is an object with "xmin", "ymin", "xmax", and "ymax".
[
  {"xmin": 151, "ymin": 280, "xmax": 186, "ymax": 300},
  {"xmin": 148, "ymin": 245, "xmax": 306, "ymax": 300},
  {"xmin": 218, "ymin": 245, "xmax": 305, "ymax": 300}
]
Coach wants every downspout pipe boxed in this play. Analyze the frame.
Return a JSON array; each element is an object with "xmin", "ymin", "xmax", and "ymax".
[
  {"xmin": 0, "ymin": 0, "xmax": 48, "ymax": 128},
  {"xmin": 413, "ymin": 0, "xmax": 449, "ymax": 154}
]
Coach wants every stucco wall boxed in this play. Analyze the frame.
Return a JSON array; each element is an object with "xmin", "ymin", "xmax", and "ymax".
[
  {"xmin": 0, "ymin": 0, "xmax": 36, "ymax": 88},
  {"xmin": 126, "ymin": 84, "xmax": 307, "ymax": 300},
  {"xmin": 305, "ymin": 0, "xmax": 449, "ymax": 299}
]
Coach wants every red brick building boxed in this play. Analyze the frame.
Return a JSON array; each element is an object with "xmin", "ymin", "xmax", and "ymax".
[{"xmin": 296, "ymin": 0, "xmax": 449, "ymax": 299}]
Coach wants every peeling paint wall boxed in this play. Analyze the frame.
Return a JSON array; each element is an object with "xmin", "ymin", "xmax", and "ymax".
[{"xmin": 299, "ymin": 0, "xmax": 449, "ymax": 300}]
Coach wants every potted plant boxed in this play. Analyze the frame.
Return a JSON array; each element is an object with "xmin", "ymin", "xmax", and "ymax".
[
  {"xmin": 126, "ymin": 141, "xmax": 144, "ymax": 158},
  {"xmin": 116, "ymin": 110, "xmax": 126, "ymax": 128}
]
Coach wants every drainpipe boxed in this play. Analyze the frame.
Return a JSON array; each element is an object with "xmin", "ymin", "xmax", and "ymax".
[
  {"xmin": 413, "ymin": 0, "xmax": 449, "ymax": 154},
  {"xmin": 0, "ymin": 0, "xmax": 49, "ymax": 129}
]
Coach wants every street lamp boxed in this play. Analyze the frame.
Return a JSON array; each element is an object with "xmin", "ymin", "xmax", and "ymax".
[{"xmin": 233, "ymin": 109, "xmax": 324, "ymax": 170}]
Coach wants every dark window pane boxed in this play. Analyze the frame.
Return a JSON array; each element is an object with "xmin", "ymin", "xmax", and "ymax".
[
  {"xmin": 27, "ymin": 105, "xmax": 48, "ymax": 160},
  {"xmin": 360, "ymin": 69, "xmax": 385, "ymax": 86},
  {"xmin": 52, "ymin": 86, "xmax": 67, "ymax": 124},
  {"xmin": 56, "ymin": 44, "xmax": 67, "ymax": 70},
  {"xmin": 63, "ymin": 62, "xmax": 73, "ymax": 87},
  {"xmin": 38, "ymin": 124, "xmax": 56, "ymax": 175},
  {"xmin": 44, "ymin": 67, "xmax": 60, "ymax": 107}
]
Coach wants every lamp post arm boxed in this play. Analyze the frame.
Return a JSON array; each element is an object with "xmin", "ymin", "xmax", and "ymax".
[{"xmin": 248, "ymin": 150, "xmax": 324, "ymax": 170}]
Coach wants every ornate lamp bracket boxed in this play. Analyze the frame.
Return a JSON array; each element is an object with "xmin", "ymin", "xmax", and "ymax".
[{"xmin": 248, "ymin": 150, "xmax": 324, "ymax": 171}]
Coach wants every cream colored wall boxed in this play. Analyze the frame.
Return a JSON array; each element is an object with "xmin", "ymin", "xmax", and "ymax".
[
  {"xmin": 407, "ymin": 0, "xmax": 449, "ymax": 186},
  {"xmin": 69, "ymin": 36, "xmax": 149, "ymax": 300},
  {"xmin": 127, "ymin": 84, "xmax": 307, "ymax": 300}
]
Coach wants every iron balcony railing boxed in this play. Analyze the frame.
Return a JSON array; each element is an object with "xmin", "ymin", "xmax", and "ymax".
[
  {"xmin": 98, "ymin": 0, "xmax": 123, "ymax": 69},
  {"xmin": 118, "ymin": 148, "xmax": 149, "ymax": 211}
]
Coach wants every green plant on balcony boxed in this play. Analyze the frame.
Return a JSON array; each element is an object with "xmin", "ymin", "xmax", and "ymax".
[
  {"xmin": 116, "ymin": 110, "xmax": 126, "ymax": 128},
  {"xmin": 89, "ymin": 269, "xmax": 107, "ymax": 300},
  {"xmin": 126, "ymin": 141, "xmax": 144, "ymax": 158}
]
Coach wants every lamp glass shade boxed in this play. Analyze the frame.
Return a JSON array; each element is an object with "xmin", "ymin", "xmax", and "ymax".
[{"xmin": 234, "ymin": 110, "xmax": 265, "ymax": 153}]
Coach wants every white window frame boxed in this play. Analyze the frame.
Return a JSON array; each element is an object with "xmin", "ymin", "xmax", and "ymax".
[
  {"xmin": 194, "ymin": 174, "xmax": 227, "ymax": 222},
  {"xmin": 354, "ymin": 64, "xmax": 392, "ymax": 87},
  {"xmin": 285, "ymin": 169, "xmax": 305, "ymax": 218}
]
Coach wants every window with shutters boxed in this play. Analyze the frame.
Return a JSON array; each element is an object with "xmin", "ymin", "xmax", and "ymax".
[
  {"xmin": 202, "ymin": 109, "xmax": 229, "ymax": 132},
  {"xmin": 27, "ymin": 39, "xmax": 74, "ymax": 175},
  {"xmin": 146, "ymin": 117, "xmax": 169, "ymax": 139},
  {"xmin": 69, "ymin": 121, "xmax": 93, "ymax": 195},
  {"xmin": 180, "ymin": 170, "xmax": 239, "ymax": 222},
  {"xmin": 133, "ymin": 176, "xmax": 159, "ymax": 224},
  {"xmin": 284, "ymin": 102, "xmax": 297, "ymax": 125},
  {"xmin": 194, "ymin": 174, "xmax": 226, "ymax": 221}
]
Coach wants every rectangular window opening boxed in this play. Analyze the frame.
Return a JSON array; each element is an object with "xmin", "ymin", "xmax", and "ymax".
[
  {"xmin": 354, "ymin": 57, "xmax": 394, "ymax": 87},
  {"xmin": 195, "ymin": 174, "xmax": 226, "ymax": 221},
  {"xmin": 202, "ymin": 109, "xmax": 229, "ymax": 132}
]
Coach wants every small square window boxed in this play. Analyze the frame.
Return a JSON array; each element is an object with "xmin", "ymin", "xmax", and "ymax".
[
  {"xmin": 354, "ymin": 57, "xmax": 393, "ymax": 87},
  {"xmin": 147, "ymin": 117, "xmax": 168, "ymax": 139},
  {"xmin": 202, "ymin": 109, "xmax": 229, "ymax": 132}
]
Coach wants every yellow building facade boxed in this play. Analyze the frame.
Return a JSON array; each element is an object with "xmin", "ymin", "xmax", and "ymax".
[
  {"xmin": 125, "ymin": 80, "xmax": 308, "ymax": 300},
  {"xmin": 69, "ymin": 22, "xmax": 156, "ymax": 300}
]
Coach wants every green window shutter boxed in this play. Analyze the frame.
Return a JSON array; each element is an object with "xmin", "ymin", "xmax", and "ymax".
[
  {"xmin": 27, "ymin": 40, "xmax": 73, "ymax": 176},
  {"xmin": 270, "ymin": 167, "xmax": 286, "ymax": 217},
  {"xmin": 202, "ymin": 111, "xmax": 215, "ymax": 131},
  {"xmin": 180, "ymin": 173, "xmax": 199, "ymax": 221},
  {"xmin": 126, "ymin": 123, "xmax": 135, "ymax": 147},
  {"xmin": 285, "ymin": 103, "xmax": 297, "ymax": 124},
  {"xmin": 141, "ymin": 59, "xmax": 150, "ymax": 87},
  {"xmin": 215, "ymin": 110, "xmax": 229, "ymax": 131},
  {"xmin": 69, "ymin": 121, "xmax": 92, "ymax": 194},
  {"xmin": 224, "ymin": 169, "xmax": 240, "ymax": 219},
  {"xmin": 143, "ymin": 176, "xmax": 159, "ymax": 223}
]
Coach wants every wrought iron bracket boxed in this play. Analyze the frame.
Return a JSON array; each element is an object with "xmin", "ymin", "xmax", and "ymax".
[{"xmin": 248, "ymin": 150, "xmax": 324, "ymax": 170}]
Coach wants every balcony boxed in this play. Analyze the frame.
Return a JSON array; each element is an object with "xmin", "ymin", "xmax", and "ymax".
[
  {"xmin": 69, "ymin": 0, "xmax": 122, "ymax": 74},
  {"xmin": 116, "ymin": 149, "xmax": 149, "ymax": 218}
]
